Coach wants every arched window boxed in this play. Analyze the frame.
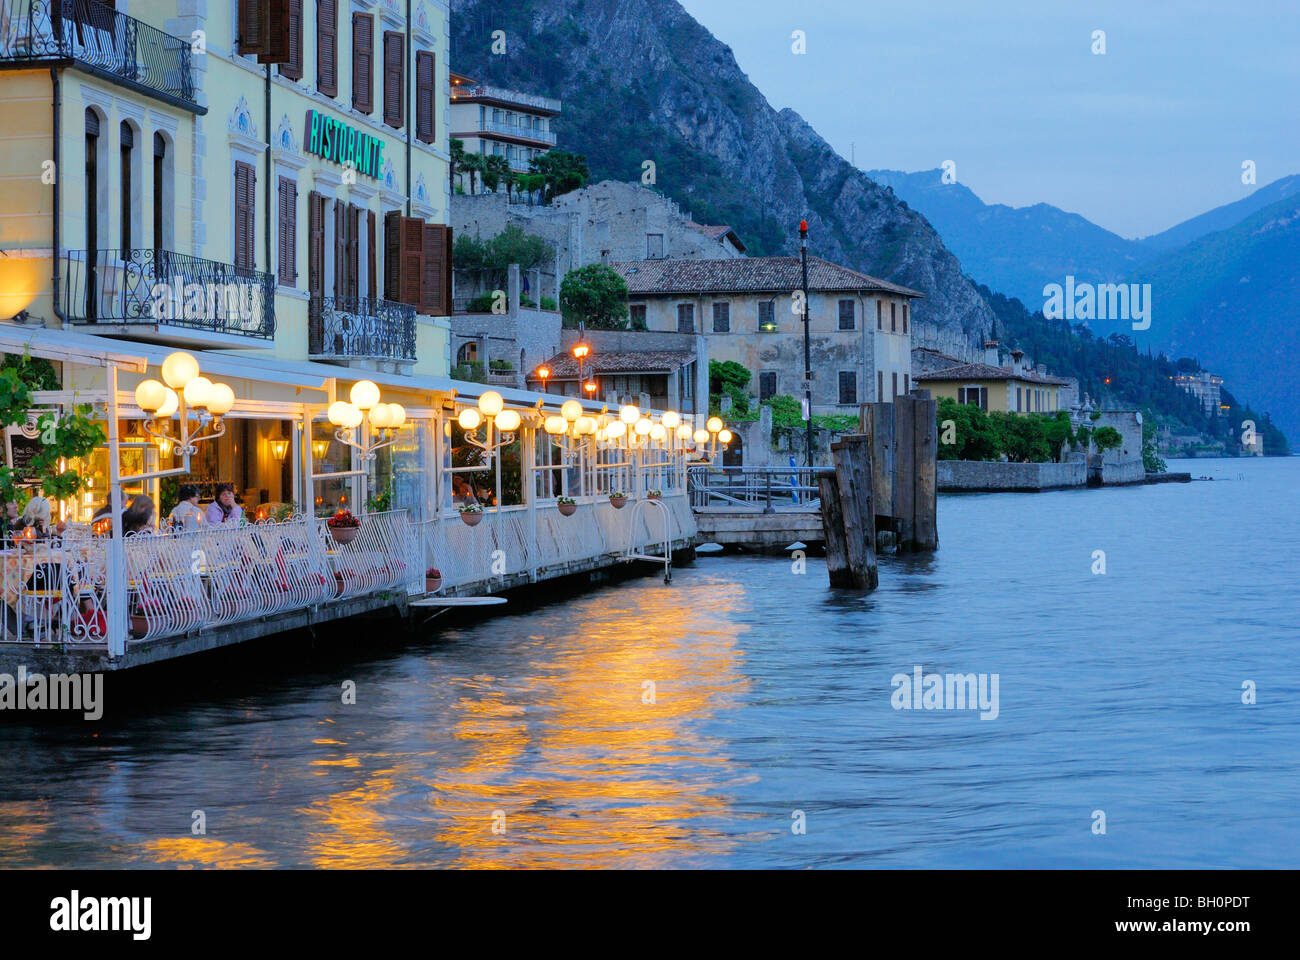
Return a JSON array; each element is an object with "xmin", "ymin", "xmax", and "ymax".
[{"xmin": 456, "ymin": 342, "xmax": 477, "ymax": 366}]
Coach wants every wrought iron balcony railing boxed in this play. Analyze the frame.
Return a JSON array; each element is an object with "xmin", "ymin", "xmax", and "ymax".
[
  {"xmin": 61, "ymin": 248, "xmax": 276, "ymax": 341},
  {"xmin": 0, "ymin": 0, "xmax": 198, "ymax": 110},
  {"xmin": 478, "ymin": 120, "xmax": 557, "ymax": 144},
  {"xmin": 309, "ymin": 295, "xmax": 417, "ymax": 363},
  {"xmin": 451, "ymin": 83, "xmax": 561, "ymax": 114}
]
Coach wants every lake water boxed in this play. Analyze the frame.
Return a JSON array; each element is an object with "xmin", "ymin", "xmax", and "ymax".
[{"xmin": 2, "ymin": 457, "xmax": 1297, "ymax": 868}]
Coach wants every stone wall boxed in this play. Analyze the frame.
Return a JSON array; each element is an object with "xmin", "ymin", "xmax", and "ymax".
[
  {"xmin": 938, "ymin": 460, "xmax": 1086, "ymax": 492},
  {"xmin": 1093, "ymin": 410, "xmax": 1146, "ymax": 485},
  {"xmin": 449, "ymin": 307, "xmax": 563, "ymax": 387}
]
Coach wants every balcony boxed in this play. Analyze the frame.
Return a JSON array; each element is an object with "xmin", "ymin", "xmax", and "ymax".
[
  {"xmin": 309, "ymin": 295, "xmax": 417, "ymax": 364},
  {"xmin": 451, "ymin": 83, "xmax": 561, "ymax": 115},
  {"xmin": 0, "ymin": 0, "xmax": 200, "ymax": 112},
  {"xmin": 477, "ymin": 120, "xmax": 557, "ymax": 145},
  {"xmin": 61, "ymin": 248, "xmax": 276, "ymax": 344}
]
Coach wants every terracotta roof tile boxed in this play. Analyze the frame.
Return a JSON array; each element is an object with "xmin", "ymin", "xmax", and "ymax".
[
  {"xmin": 609, "ymin": 256, "xmax": 925, "ymax": 298},
  {"xmin": 915, "ymin": 362, "xmax": 1070, "ymax": 386},
  {"xmin": 532, "ymin": 350, "xmax": 695, "ymax": 379}
]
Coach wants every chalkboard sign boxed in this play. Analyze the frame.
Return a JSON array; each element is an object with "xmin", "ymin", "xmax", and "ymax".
[{"xmin": 5, "ymin": 412, "xmax": 55, "ymax": 486}]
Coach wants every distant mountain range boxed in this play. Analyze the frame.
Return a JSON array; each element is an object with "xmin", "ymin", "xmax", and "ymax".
[{"xmin": 868, "ymin": 170, "xmax": 1300, "ymax": 440}]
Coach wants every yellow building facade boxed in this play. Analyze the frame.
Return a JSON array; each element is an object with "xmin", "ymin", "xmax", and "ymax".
[{"xmin": 915, "ymin": 360, "xmax": 1067, "ymax": 414}]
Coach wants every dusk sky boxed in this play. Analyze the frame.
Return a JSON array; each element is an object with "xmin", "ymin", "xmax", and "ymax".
[{"xmin": 679, "ymin": 0, "xmax": 1300, "ymax": 239}]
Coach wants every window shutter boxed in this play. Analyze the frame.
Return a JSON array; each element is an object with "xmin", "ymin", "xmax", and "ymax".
[
  {"xmin": 352, "ymin": 14, "xmax": 373, "ymax": 113},
  {"xmin": 415, "ymin": 51, "xmax": 435, "ymax": 144},
  {"xmin": 443, "ymin": 226, "xmax": 453, "ymax": 316},
  {"xmin": 278, "ymin": 0, "xmax": 303, "ymax": 79},
  {"xmin": 383, "ymin": 32, "xmax": 404, "ymax": 128},
  {"xmin": 308, "ymin": 190, "xmax": 324, "ymax": 298},
  {"xmin": 401, "ymin": 217, "xmax": 423, "ymax": 307},
  {"xmin": 347, "ymin": 205, "xmax": 361, "ymax": 300},
  {"xmin": 316, "ymin": 0, "xmax": 337, "ymax": 97},
  {"xmin": 259, "ymin": 0, "xmax": 292, "ymax": 64},
  {"xmin": 384, "ymin": 210, "xmax": 401, "ymax": 301},
  {"xmin": 421, "ymin": 222, "xmax": 452, "ymax": 316},
  {"xmin": 367, "ymin": 210, "xmax": 377, "ymax": 300},
  {"xmin": 237, "ymin": 0, "xmax": 263, "ymax": 55},
  {"xmin": 234, "ymin": 162, "xmax": 255, "ymax": 270},
  {"xmin": 334, "ymin": 201, "xmax": 346, "ymax": 298}
]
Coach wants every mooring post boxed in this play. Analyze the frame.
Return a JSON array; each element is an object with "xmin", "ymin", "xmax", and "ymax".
[
  {"xmin": 831, "ymin": 434, "xmax": 878, "ymax": 589},
  {"xmin": 818, "ymin": 470, "xmax": 852, "ymax": 587},
  {"xmin": 912, "ymin": 389, "xmax": 938, "ymax": 551},
  {"xmin": 867, "ymin": 401, "xmax": 896, "ymax": 547},
  {"xmin": 893, "ymin": 395, "xmax": 916, "ymax": 550}
]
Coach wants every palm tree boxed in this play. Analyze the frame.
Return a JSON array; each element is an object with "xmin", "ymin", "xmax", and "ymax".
[
  {"xmin": 449, "ymin": 138, "xmax": 466, "ymax": 192},
  {"xmin": 461, "ymin": 153, "xmax": 485, "ymax": 195},
  {"xmin": 483, "ymin": 155, "xmax": 510, "ymax": 195}
]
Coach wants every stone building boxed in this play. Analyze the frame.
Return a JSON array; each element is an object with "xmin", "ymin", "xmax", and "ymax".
[
  {"xmin": 607, "ymin": 256, "xmax": 920, "ymax": 416},
  {"xmin": 449, "ymin": 71, "xmax": 561, "ymax": 179},
  {"xmin": 1173, "ymin": 370, "xmax": 1224, "ymax": 418},
  {"xmin": 914, "ymin": 341, "xmax": 1071, "ymax": 413}
]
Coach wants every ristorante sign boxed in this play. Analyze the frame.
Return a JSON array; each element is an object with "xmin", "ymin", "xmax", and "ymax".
[{"xmin": 305, "ymin": 109, "xmax": 384, "ymax": 180}]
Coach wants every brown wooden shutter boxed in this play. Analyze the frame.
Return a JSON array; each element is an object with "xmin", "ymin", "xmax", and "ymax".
[
  {"xmin": 308, "ymin": 190, "xmax": 324, "ymax": 299},
  {"xmin": 334, "ymin": 201, "xmax": 346, "ymax": 298},
  {"xmin": 316, "ymin": 0, "xmax": 337, "ymax": 97},
  {"xmin": 383, "ymin": 31, "xmax": 404, "ymax": 128},
  {"xmin": 237, "ymin": 0, "xmax": 263, "ymax": 55},
  {"xmin": 278, "ymin": 0, "xmax": 303, "ymax": 79},
  {"xmin": 401, "ymin": 217, "xmax": 423, "ymax": 307},
  {"xmin": 420, "ymin": 223, "xmax": 443, "ymax": 315},
  {"xmin": 442, "ymin": 226, "xmax": 453, "ymax": 315},
  {"xmin": 367, "ymin": 210, "xmax": 376, "ymax": 300},
  {"xmin": 347, "ymin": 205, "xmax": 361, "ymax": 300},
  {"xmin": 234, "ymin": 162, "xmax": 255, "ymax": 270},
  {"xmin": 352, "ymin": 14, "xmax": 373, "ymax": 114},
  {"xmin": 415, "ymin": 51, "xmax": 434, "ymax": 144},
  {"xmin": 384, "ymin": 210, "xmax": 401, "ymax": 302},
  {"xmin": 259, "ymin": 0, "xmax": 291, "ymax": 64}
]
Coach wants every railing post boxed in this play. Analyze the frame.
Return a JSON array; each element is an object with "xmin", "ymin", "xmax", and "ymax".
[{"xmin": 763, "ymin": 470, "xmax": 774, "ymax": 514}]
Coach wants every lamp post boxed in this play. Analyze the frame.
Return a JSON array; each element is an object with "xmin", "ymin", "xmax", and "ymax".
[
  {"xmin": 325, "ymin": 379, "xmax": 408, "ymax": 513},
  {"xmin": 799, "ymin": 219, "xmax": 813, "ymax": 469},
  {"xmin": 457, "ymin": 390, "xmax": 522, "ymax": 511},
  {"xmin": 536, "ymin": 364, "xmax": 551, "ymax": 393}
]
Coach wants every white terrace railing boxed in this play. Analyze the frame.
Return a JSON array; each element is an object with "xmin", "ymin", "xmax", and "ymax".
[{"xmin": 0, "ymin": 493, "xmax": 694, "ymax": 655}]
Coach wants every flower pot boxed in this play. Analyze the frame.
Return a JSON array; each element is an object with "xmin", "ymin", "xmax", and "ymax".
[
  {"xmin": 647, "ymin": 496, "xmax": 661, "ymax": 503},
  {"xmin": 425, "ymin": 577, "xmax": 442, "ymax": 593},
  {"xmin": 609, "ymin": 497, "xmax": 627, "ymax": 510},
  {"xmin": 130, "ymin": 614, "xmax": 149, "ymax": 638},
  {"xmin": 557, "ymin": 502, "xmax": 577, "ymax": 517},
  {"xmin": 329, "ymin": 525, "xmax": 359, "ymax": 545},
  {"xmin": 460, "ymin": 511, "xmax": 483, "ymax": 527}
]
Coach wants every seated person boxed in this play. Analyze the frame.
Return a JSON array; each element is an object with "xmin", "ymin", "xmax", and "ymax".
[
  {"xmin": 451, "ymin": 475, "xmax": 479, "ymax": 506},
  {"xmin": 167, "ymin": 484, "xmax": 205, "ymax": 531},
  {"xmin": 14, "ymin": 495, "xmax": 52, "ymax": 539},
  {"xmin": 205, "ymin": 483, "xmax": 244, "ymax": 526}
]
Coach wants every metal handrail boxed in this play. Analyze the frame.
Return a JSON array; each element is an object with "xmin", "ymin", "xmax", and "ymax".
[
  {"xmin": 309, "ymin": 294, "xmax": 417, "ymax": 362},
  {"xmin": 688, "ymin": 465, "xmax": 830, "ymax": 510}
]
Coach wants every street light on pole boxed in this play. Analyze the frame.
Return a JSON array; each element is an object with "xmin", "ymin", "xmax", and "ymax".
[{"xmin": 799, "ymin": 219, "xmax": 813, "ymax": 468}]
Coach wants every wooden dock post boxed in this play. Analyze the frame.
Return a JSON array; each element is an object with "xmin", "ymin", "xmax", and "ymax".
[
  {"xmin": 893, "ymin": 396, "xmax": 916, "ymax": 550},
  {"xmin": 866, "ymin": 402, "xmax": 896, "ymax": 546},
  {"xmin": 818, "ymin": 470, "xmax": 853, "ymax": 587},
  {"xmin": 825, "ymin": 434, "xmax": 878, "ymax": 589},
  {"xmin": 910, "ymin": 390, "xmax": 938, "ymax": 551}
]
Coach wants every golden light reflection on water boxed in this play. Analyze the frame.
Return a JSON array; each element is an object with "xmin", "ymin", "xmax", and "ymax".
[
  {"xmin": 428, "ymin": 577, "xmax": 757, "ymax": 868},
  {"xmin": 143, "ymin": 837, "xmax": 276, "ymax": 869}
]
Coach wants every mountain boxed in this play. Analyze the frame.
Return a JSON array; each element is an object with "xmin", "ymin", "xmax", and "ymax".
[
  {"xmin": 866, "ymin": 168, "xmax": 1144, "ymax": 308},
  {"xmin": 1092, "ymin": 193, "xmax": 1300, "ymax": 440},
  {"xmin": 448, "ymin": 0, "xmax": 993, "ymax": 353},
  {"xmin": 1136, "ymin": 174, "xmax": 1300, "ymax": 254}
]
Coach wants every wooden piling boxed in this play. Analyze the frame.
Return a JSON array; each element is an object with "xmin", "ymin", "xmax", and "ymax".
[
  {"xmin": 911, "ymin": 390, "xmax": 938, "ymax": 551},
  {"xmin": 893, "ymin": 396, "xmax": 915, "ymax": 550},
  {"xmin": 867, "ymin": 402, "xmax": 896, "ymax": 540},
  {"xmin": 830, "ymin": 434, "xmax": 878, "ymax": 589},
  {"xmin": 818, "ymin": 471, "xmax": 853, "ymax": 587}
]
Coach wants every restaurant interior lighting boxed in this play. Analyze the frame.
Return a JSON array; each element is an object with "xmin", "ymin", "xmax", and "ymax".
[
  {"xmin": 312, "ymin": 440, "xmax": 330, "ymax": 459},
  {"xmin": 268, "ymin": 439, "xmax": 290, "ymax": 460}
]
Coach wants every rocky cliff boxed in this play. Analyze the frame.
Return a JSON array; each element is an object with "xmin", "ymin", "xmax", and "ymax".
[{"xmin": 449, "ymin": 0, "xmax": 993, "ymax": 354}]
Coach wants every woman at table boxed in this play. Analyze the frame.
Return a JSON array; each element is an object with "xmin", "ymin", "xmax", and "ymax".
[
  {"xmin": 122, "ymin": 495, "xmax": 156, "ymax": 535},
  {"xmin": 167, "ymin": 484, "xmax": 205, "ymax": 531},
  {"xmin": 14, "ymin": 496, "xmax": 52, "ymax": 539},
  {"xmin": 205, "ymin": 483, "xmax": 244, "ymax": 526}
]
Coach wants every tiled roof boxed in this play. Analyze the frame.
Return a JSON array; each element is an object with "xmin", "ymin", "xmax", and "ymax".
[
  {"xmin": 915, "ymin": 362, "xmax": 1070, "ymax": 386},
  {"xmin": 531, "ymin": 350, "xmax": 695, "ymax": 379},
  {"xmin": 686, "ymin": 222, "xmax": 747, "ymax": 252},
  {"xmin": 609, "ymin": 256, "xmax": 925, "ymax": 297}
]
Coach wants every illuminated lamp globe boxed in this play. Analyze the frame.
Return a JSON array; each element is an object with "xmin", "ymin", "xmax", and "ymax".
[
  {"xmin": 544, "ymin": 416, "xmax": 568, "ymax": 436},
  {"xmin": 184, "ymin": 376, "xmax": 213, "ymax": 409},
  {"xmin": 650, "ymin": 423, "xmax": 667, "ymax": 441},
  {"xmin": 605, "ymin": 420, "xmax": 627, "ymax": 440},
  {"xmin": 693, "ymin": 429, "xmax": 709, "ymax": 444},
  {"xmin": 576, "ymin": 416, "xmax": 596, "ymax": 436},
  {"xmin": 619, "ymin": 404, "xmax": 640, "ymax": 424},
  {"xmin": 368, "ymin": 403, "xmax": 394, "ymax": 429},
  {"xmin": 706, "ymin": 416, "xmax": 724, "ymax": 434},
  {"xmin": 561, "ymin": 399, "xmax": 583, "ymax": 423},
  {"xmin": 386, "ymin": 403, "xmax": 407, "ymax": 429},
  {"xmin": 676, "ymin": 423, "xmax": 693, "ymax": 440},
  {"xmin": 635, "ymin": 417, "xmax": 653, "ymax": 436},
  {"xmin": 134, "ymin": 379, "xmax": 167, "ymax": 413},
  {"xmin": 161, "ymin": 351, "xmax": 199, "ymax": 389},
  {"xmin": 206, "ymin": 383, "xmax": 235, "ymax": 417},
  {"xmin": 156, "ymin": 388, "xmax": 180, "ymax": 419},
  {"xmin": 661, "ymin": 411, "xmax": 681, "ymax": 430},
  {"xmin": 350, "ymin": 380, "xmax": 381, "ymax": 411},
  {"xmin": 478, "ymin": 391, "xmax": 504, "ymax": 417},
  {"xmin": 458, "ymin": 408, "xmax": 482, "ymax": 431},
  {"xmin": 495, "ymin": 409, "xmax": 522, "ymax": 433},
  {"xmin": 718, "ymin": 429, "xmax": 733, "ymax": 444},
  {"xmin": 328, "ymin": 401, "xmax": 356, "ymax": 427}
]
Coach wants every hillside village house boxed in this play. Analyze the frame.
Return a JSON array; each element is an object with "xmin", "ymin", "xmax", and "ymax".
[
  {"xmin": 450, "ymin": 70, "xmax": 560, "ymax": 180},
  {"xmin": 609, "ymin": 257, "xmax": 921, "ymax": 416},
  {"xmin": 915, "ymin": 343, "xmax": 1070, "ymax": 413}
]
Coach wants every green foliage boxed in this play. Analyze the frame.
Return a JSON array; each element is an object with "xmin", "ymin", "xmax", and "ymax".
[
  {"xmin": 708, "ymin": 360, "xmax": 751, "ymax": 416},
  {"xmin": 540, "ymin": 295, "xmax": 558, "ymax": 311},
  {"xmin": 451, "ymin": 362, "xmax": 486, "ymax": 383},
  {"xmin": 1092, "ymin": 426, "xmax": 1123, "ymax": 454},
  {"xmin": 936, "ymin": 397, "xmax": 1002, "ymax": 461},
  {"xmin": 528, "ymin": 149, "xmax": 590, "ymax": 202},
  {"xmin": 559, "ymin": 264, "xmax": 630, "ymax": 329},
  {"xmin": 1142, "ymin": 419, "xmax": 1167, "ymax": 473},
  {"xmin": 481, "ymin": 154, "xmax": 511, "ymax": 194},
  {"xmin": 936, "ymin": 397, "xmax": 1075, "ymax": 462},
  {"xmin": 454, "ymin": 225, "xmax": 555, "ymax": 296}
]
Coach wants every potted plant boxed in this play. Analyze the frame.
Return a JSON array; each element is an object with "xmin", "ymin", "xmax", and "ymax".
[
  {"xmin": 458, "ymin": 502, "xmax": 484, "ymax": 526},
  {"xmin": 646, "ymin": 489, "xmax": 663, "ymax": 502},
  {"xmin": 425, "ymin": 567, "xmax": 443, "ymax": 593},
  {"xmin": 608, "ymin": 490, "xmax": 628, "ymax": 509},
  {"xmin": 327, "ymin": 509, "xmax": 360, "ymax": 544},
  {"xmin": 556, "ymin": 495, "xmax": 577, "ymax": 517}
]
